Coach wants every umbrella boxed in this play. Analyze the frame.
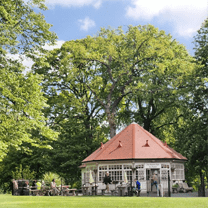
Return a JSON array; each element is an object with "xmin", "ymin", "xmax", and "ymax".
[
  {"xmin": 89, "ymin": 170, "xmax": 94, "ymax": 184},
  {"xmin": 124, "ymin": 171, "xmax": 128, "ymax": 184}
]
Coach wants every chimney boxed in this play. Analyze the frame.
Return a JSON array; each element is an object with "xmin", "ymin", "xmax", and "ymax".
[
  {"xmin": 143, "ymin": 140, "xmax": 150, "ymax": 147},
  {"xmin": 164, "ymin": 141, "xmax": 168, "ymax": 147},
  {"xmin": 100, "ymin": 142, "xmax": 104, "ymax": 149},
  {"xmin": 118, "ymin": 140, "xmax": 122, "ymax": 148}
]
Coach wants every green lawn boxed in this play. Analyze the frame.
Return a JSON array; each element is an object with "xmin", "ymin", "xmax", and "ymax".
[{"xmin": 0, "ymin": 195, "xmax": 207, "ymax": 208}]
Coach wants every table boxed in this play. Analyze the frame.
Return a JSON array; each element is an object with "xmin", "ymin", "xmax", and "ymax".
[
  {"xmin": 31, "ymin": 189, "xmax": 41, "ymax": 196},
  {"xmin": 81, "ymin": 186, "xmax": 89, "ymax": 195},
  {"xmin": 91, "ymin": 185, "xmax": 98, "ymax": 195},
  {"xmin": 69, "ymin": 189, "xmax": 77, "ymax": 196},
  {"xmin": 117, "ymin": 186, "xmax": 126, "ymax": 196},
  {"xmin": 172, "ymin": 187, "xmax": 178, "ymax": 193}
]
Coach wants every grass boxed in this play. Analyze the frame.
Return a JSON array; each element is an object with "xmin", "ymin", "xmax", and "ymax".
[{"xmin": 0, "ymin": 194, "xmax": 208, "ymax": 208}]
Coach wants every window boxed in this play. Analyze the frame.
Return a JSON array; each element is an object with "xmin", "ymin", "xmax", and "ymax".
[
  {"xmin": 161, "ymin": 170, "xmax": 168, "ymax": 180},
  {"xmin": 84, "ymin": 170, "xmax": 97, "ymax": 183},
  {"xmin": 161, "ymin": 164, "xmax": 170, "ymax": 169},
  {"xmin": 171, "ymin": 164, "xmax": 184, "ymax": 180},
  {"xmin": 137, "ymin": 164, "xmax": 144, "ymax": 169},
  {"xmin": 124, "ymin": 165, "xmax": 132, "ymax": 169},
  {"xmin": 98, "ymin": 165, "xmax": 107, "ymax": 182},
  {"xmin": 109, "ymin": 165, "xmax": 122, "ymax": 181},
  {"xmin": 123, "ymin": 165, "xmax": 132, "ymax": 181},
  {"xmin": 136, "ymin": 164, "xmax": 144, "ymax": 180}
]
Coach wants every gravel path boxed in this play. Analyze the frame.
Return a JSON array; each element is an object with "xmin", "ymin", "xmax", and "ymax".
[
  {"xmin": 171, "ymin": 190, "xmax": 208, "ymax": 197},
  {"xmin": 140, "ymin": 189, "xmax": 208, "ymax": 197}
]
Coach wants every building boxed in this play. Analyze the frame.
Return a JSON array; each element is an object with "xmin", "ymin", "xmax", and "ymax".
[{"xmin": 80, "ymin": 123, "xmax": 187, "ymax": 195}]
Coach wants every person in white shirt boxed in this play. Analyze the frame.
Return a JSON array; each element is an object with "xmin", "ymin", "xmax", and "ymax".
[
  {"xmin": 51, "ymin": 179, "xmax": 59, "ymax": 196},
  {"xmin": 12, "ymin": 179, "xmax": 18, "ymax": 195}
]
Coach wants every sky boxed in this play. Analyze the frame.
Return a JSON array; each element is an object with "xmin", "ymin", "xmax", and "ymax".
[
  {"xmin": 41, "ymin": 0, "xmax": 208, "ymax": 53},
  {"xmin": 22, "ymin": 0, "xmax": 208, "ymax": 69}
]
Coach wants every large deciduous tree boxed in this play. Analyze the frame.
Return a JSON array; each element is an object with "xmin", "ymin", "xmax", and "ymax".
[
  {"xmin": 33, "ymin": 53, "xmax": 107, "ymax": 184},
  {"xmin": 36, "ymin": 25, "xmax": 195, "ymax": 138},
  {"xmin": 168, "ymin": 18, "xmax": 208, "ymax": 197},
  {"xmin": 0, "ymin": 0, "xmax": 56, "ymax": 55},
  {"xmin": 189, "ymin": 18, "xmax": 208, "ymax": 196},
  {"xmin": 0, "ymin": 0, "xmax": 57, "ymax": 160}
]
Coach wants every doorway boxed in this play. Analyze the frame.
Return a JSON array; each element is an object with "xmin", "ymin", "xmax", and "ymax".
[{"xmin": 146, "ymin": 169, "xmax": 160, "ymax": 192}]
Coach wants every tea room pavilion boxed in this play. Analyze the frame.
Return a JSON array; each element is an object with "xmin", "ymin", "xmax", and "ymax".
[{"xmin": 80, "ymin": 123, "xmax": 187, "ymax": 195}]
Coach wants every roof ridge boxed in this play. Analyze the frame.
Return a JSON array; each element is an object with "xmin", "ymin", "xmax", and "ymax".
[
  {"xmin": 167, "ymin": 145, "xmax": 187, "ymax": 160},
  {"xmin": 132, "ymin": 123, "xmax": 136, "ymax": 158}
]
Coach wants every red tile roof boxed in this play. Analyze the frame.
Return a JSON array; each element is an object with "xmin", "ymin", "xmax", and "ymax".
[{"xmin": 83, "ymin": 123, "xmax": 187, "ymax": 162}]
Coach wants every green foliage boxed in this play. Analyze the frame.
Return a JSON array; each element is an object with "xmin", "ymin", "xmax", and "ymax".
[
  {"xmin": 172, "ymin": 184, "xmax": 179, "ymax": 188},
  {"xmin": 34, "ymin": 24, "xmax": 195, "ymax": 139},
  {"xmin": 0, "ymin": 0, "xmax": 57, "ymax": 55},
  {"xmin": 0, "ymin": 0, "xmax": 59, "ymax": 193},
  {"xmin": 43, "ymin": 172, "xmax": 65, "ymax": 186},
  {"xmin": 0, "ymin": 0, "xmax": 58, "ymax": 161},
  {"xmin": 0, "ymin": 65, "xmax": 58, "ymax": 161},
  {"xmin": 12, "ymin": 164, "xmax": 35, "ymax": 180}
]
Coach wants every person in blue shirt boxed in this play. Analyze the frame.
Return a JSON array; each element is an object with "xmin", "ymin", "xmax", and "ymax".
[{"xmin": 134, "ymin": 179, "xmax": 141, "ymax": 196}]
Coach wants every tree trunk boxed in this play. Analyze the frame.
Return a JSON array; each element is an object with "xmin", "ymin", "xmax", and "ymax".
[
  {"xmin": 109, "ymin": 120, "xmax": 116, "ymax": 139},
  {"xmin": 198, "ymin": 170, "xmax": 205, "ymax": 197},
  {"xmin": 143, "ymin": 120, "xmax": 151, "ymax": 132},
  {"xmin": 106, "ymin": 108, "xmax": 116, "ymax": 138}
]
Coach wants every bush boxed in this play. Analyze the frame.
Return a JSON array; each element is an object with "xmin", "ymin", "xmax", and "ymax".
[
  {"xmin": 172, "ymin": 184, "xmax": 179, "ymax": 188},
  {"xmin": 43, "ymin": 172, "xmax": 65, "ymax": 186}
]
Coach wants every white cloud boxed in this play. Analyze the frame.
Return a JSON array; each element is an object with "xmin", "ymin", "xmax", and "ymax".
[
  {"xmin": 43, "ymin": 40, "xmax": 65, "ymax": 51},
  {"xmin": 45, "ymin": 0, "xmax": 102, "ymax": 9},
  {"xmin": 7, "ymin": 40, "xmax": 65, "ymax": 74},
  {"xmin": 78, "ymin": 17, "xmax": 96, "ymax": 31},
  {"xmin": 126, "ymin": 0, "xmax": 208, "ymax": 37}
]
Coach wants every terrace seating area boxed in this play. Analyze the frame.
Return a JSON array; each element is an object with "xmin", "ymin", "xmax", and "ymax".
[
  {"xmin": 172, "ymin": 182, "xmax": 193, "ymax": 193},
  {"xmin": 12, "ymin": 179, "xmax": 78, "ymax": 196}
]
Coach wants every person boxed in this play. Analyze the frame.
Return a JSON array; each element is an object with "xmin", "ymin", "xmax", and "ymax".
[
  {"xmin": 31, "ymin": 180, "xmax": 37, "ymax": 196},
  {"xmin": 134, "ymin": 178, "xmax": 141, "ymax": 196},
  {"xmin": 31, "ymin": 180, "xmax": 37, "ymax": 190},
  {"xmin": 151, "ymin": 173, "xmax": 158, "ymax": 190},
  {"xmin": 36, "ymin": 181, "xmax": 41, "ymax": 190},
  {"xmin": 12, "ymin": 179, "xmax": 18, "ymax": 196},
  {"xmin": 51, "ymin": 179, "xmax": 59, "ymax": 196},
  {"xmin": 23, "ymin": 180, "xmax": 30, "ymax": 195},
  {"xmin": 103, "ymin": 172, "xmax": 112, "ymax": 193}
]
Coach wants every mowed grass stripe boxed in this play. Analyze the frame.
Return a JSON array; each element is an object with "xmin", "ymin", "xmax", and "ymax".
[{"xmin": 0, "ymin": 195, "xmax": 207, "ymax": 208}]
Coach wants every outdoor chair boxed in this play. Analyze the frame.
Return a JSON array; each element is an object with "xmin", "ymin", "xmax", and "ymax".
[
  {"xmin": 178, "ymin": 183, "xmax": 184, "ymax": 192},
  {"xmin": 182, "ymin": 182, "xmax": 193, "ymax": 192}
]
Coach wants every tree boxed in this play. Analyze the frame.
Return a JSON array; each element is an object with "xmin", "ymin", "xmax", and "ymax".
[
  {"xmin": 31, "ymin": 60, "xmax": 108, "ymax": 184},
  {"xmin": 189, "ymin": 18, "xmax": 208, "ymax": 196},
  {"xmin": 0, "ymin": 0, "xmax": 56, "ymax": 55},
  {"xmin": 168, "ymin": 18, "xmax": 208, "ymax": 197},
  {"xmin": 0, "ymin": 0, "xmax": 58, "ymax": 160},
  {"xmin": 36, "ymin": 25, "xmax": 195, "ymax": 138}
]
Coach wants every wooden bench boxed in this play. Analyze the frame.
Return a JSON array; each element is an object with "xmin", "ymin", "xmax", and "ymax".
[
  {"xmin": 31, "ymin": 189, "xmax": 41, "ymax": 196},
  {"xmin": 68, "ymin": 189, "xmax": 77, "ymax": 196},
  {"xmin": 182, "ymin": 183, "xmax": 193, "ymax": 192},
  {"xmin": 172, "ymin": 187, "xmax": 178, "ymax": 193},
  {"xmin": 101, "ymin": 189, "xmax": 106, "ymax": 195}
]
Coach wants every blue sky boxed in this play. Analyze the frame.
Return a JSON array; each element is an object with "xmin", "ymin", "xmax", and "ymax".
[{"xmin": 41, "ymin": 0, "xmax": 208, "ymax": 56}]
